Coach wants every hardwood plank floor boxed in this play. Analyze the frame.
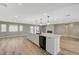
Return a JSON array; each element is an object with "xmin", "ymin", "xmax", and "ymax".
[
  {"xmin": 0, "ymin": 36, "xmax": 48, "ymax": 55},
  {"xmin": 60, "ymin": 36, "xmax": 79, "ymax": 55}
]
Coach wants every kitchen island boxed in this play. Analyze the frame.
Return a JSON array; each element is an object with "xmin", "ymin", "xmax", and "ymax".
[
  {"xmin": 40, "ymin": 33, "xmax": 61, "ymax": 55},
  {"xmin": 26, "ymin": 33, "xmax": 61, "ymax": 55}
]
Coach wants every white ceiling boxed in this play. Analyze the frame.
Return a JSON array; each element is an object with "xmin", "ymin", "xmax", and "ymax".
[{"xmin": 0, "ymin": 3, "xmax": 79, "ymax": 25}]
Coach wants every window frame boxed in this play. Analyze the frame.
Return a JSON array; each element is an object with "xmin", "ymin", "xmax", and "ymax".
[{"xmin": 1, "ymin": 24, "xmax": 7, "ymax": 32}]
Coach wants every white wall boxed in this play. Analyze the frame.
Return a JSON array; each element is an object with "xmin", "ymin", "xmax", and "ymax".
[{"xmin": 54, "ymin": 22, "xmax": 79, "ymax": 36}]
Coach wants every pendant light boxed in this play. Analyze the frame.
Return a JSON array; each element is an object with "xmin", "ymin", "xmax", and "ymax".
[
  {"xmin": 39, "ymin": 18, "xmax": 43, "ymax": 34},
  {"xmin": 40, "ymin": 18, "xmax": 42, "ymax": 26},
  {"xmin": 47, "ymin": 16, "xmax": 50, "ymax": 25}
]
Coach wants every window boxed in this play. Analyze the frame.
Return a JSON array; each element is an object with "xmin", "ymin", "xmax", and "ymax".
[
  {"xmin": 36, "ymin": 26, "xmax": 40, "ymax": 33},
  {"xmin": 30, "ymin": 26, "xmax": 34, "ymax": 33},
  {"xmin": 34, "ymin": 26, "xmax": 37, "ymax": 33},
  {"xmin": 13, "ymin": 25, "xmax": 18, "ymax": 32},
  {"xmin": 1, "ymin": 24, "xmax": 7, "ymax": 32},
  {"xmin": 30, "ymin": 26, "xmax": 40, "ymax": 33},
  {"xmin": 34, "ymin": 26, "xmax": 40, "ymax": 33},
  {"xmin": 9, "ymin": 25, "xmax": 18, "ymax": 32},
  {"xmin": 19, "ymin": 25, "xmax": 23, "ymax": 31}
]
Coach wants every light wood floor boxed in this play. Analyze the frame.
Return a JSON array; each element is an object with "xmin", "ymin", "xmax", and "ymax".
[
  {"xmin": 0, "ymin": 36, "xmax": 48, "ymax": 55},
  {"xmin": 60, "ymin": 36, "xmax": 79, "ymax": 55}
]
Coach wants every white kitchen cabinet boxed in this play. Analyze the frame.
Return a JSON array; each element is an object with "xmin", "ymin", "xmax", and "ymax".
[
  {"xmin": 27, "ymin": 33, "xmax": 39, "ymax": 46},
  {"xmin": 46, "ymin": 35, "xmax": 60, "ymax": 55},
  {"xmin": 33, "ymin": 34, "xmax": 39, "ymax": 46},
  {"xmin": 46, "ymin": 37, "xmax": 55, "ymax": 54}
]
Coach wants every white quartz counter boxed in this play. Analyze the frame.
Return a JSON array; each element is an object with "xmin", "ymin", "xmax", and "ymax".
[{"xmin": 41, "ymin": 33, "xmax": 61, "ymax": 38}]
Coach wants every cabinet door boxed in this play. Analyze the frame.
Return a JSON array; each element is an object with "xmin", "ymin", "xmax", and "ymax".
[
  {"xmin": 39, "ymin": 36, "xmax": 46, "ymax": 50},
  {"xmin": 34, "ymin": 35, "xmax": 39, "ymax": 46},
  {"xmin": 46, "ymin": 37, "xmax": 55, "ymax": 54}
]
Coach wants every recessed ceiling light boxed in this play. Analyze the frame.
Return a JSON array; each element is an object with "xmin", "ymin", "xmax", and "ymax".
[
  {"xmin": 66, "ymin": 14, "xmax": 70, "ymax": 17},
  {"xmin": 17, "ymin": 3, "xmax": 23, "ymax": 5},
  {"xmin": 14, "ymin": 16, "xmax": 18, "ymax": 18},
  {"xmin": 43, "ymin": 13, "xmax": 47, "ymax": 16},
  {"xmin": 47, "ymin": 22, "xmax": 50, "ymax": 25},
  {"xmin": 47, "ymin": 16, "xmax": 50, "ymax": 25}
]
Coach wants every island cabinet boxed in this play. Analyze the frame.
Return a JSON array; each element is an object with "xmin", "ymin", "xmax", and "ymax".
[
  {"xmin": 46, "ymin": 37, "xmax": 55, "ymax": 54},
  {"xmin": 46, "ymin": 36, "xmax": 60, "ymax": 55},
  {"xmin": 39, "ymin": 33, "xmax": 60, "ymax": 55}
]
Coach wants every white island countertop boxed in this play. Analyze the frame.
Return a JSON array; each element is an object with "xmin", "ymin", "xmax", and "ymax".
[{"xmin": 41, "ymin": 33, "xmax": 61, "ymax": 38}]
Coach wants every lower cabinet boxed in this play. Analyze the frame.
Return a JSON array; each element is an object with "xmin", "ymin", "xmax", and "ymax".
[
  {"xmin": 46, "ymin": 37, "xmax": 55, "ymax": 54},
  {"xmin": 34, "ymin": 35, "xmax": 39, "ymax": 46},
  {"xmin": 46, "ymin": 37, "xmax": 60, "ymax": 55},
  {"xmin": 27, "ymin": 34, "xmax": 39, "ymax": 46}
]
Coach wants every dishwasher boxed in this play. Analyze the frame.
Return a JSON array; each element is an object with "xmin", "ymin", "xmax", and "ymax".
[{"xmin": 39, "ymin": 36, "xmax": 46, "ymax": 50}]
